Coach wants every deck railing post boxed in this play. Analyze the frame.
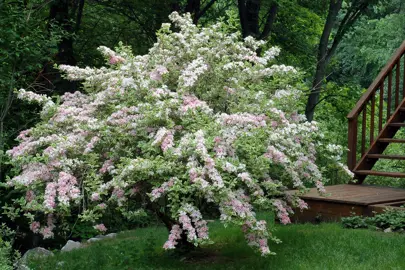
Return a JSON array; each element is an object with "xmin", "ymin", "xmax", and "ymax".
[
  {"xmin": 348, "ymin": 117, "xmax": 358, "ymax": 170},
  {"xmin": 347, "ymin": 41, "xmax": 405, "ymax": 180}
]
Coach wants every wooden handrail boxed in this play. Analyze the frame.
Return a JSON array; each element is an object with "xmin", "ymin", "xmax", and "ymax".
[
  {"xmin": 347, "ymin": 40, "xmax": 405, "ymax": 172},
  {"xmin": 347, "ymin": 40, "xmax": 405, "ymax": 119}
]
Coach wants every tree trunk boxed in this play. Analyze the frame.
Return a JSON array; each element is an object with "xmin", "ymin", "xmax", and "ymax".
[
  {"xmin": 50, "ymin": 0, "xmax": 77, "ymax": 67},
  {"xmin": 176, "ymin": 231, "xmax": 196, "ymax": 254},
  {"xmin": 259, "ymin": 3, "xmax": 277, "ymax": 40},
  {"xmin": 185, "ymin": 0, "xmax": 201, "ymax": 24},
  {"xmin": 305, "ymin": 0, "xmax": 343, "ymax": 121},
  {"xmin": 306, "ymin": 58, "xmax": 328, "ymax": 122},
  {"xmin": 238, "ymin": 0, "xmax": 277, "ymax": 53},
  {"xmin": 42, "ymin": 0, "xmax": 82, "ymax": 94},
  {"xmin": 145, "ymin": 198, "xmax": 195, "ymax": 253},
  {"xmin": 0, "ymin": 68, "xmax": 15, "ymax": 180},
  {"xmin": 238, "ymin": 0, "xmax": 260, "ymax": 38}
]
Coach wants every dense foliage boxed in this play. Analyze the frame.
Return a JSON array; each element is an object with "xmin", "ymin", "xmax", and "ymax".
[
  {"xmin": 5, "ymin": 13, "xmax": 352, "ymax": 255},
  {"xmin": 342, "ymin": 207, "xmax": 405, "ymax": 232},
  {"xmin": 0, "ymin": 224, "xmax": 16, "ymax": 270},
  {"xmin": 0, "ymin": 1, "xmax": 61, "ymax": 179},
  {"xmin": 1, "ymin": 0, "xmax": 405, "ymax": 266}
]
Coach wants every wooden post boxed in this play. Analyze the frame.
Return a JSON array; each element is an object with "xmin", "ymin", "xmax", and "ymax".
[
  {"xmin": 387, "ymin": 71, "xmax": 392, "ymax": 120},
  {"xmin": 396, "ymin": 60, "xmax": 400, "ymax": 107},
  {"xmin": 348, "ymin": 117, "xmax": 358, "ymax": 170},
  {"xmin": 379, "ymin": 84, "xmax": 384, "ymax": 132},
  {"xmin": 370, "ymin": 94, "xmax": 375, "ymax": 144}
]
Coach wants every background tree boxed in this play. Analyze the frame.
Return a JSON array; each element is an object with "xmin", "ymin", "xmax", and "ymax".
[
  {"xmin": 237, "ymin": 0, "xmax": 278, "ymax": 40},
  {"xmin": 335, "ymin": 0, "xmax": 405, "ymax": 87},
  {"xmin": 305, "ymin": 0, "xmax": 379, "ymax": 121},
  {"xmin": 0, "ymin": 0, "xmax": 61, "ymax": 179}
]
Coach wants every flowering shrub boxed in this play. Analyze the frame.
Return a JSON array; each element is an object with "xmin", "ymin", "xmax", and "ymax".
[{"xmin": 6, "ymin": 13, "xmax": 352, "ymax": 255}]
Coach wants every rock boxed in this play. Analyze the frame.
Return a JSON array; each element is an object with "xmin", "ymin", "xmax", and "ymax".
[
  {"xmin": 105, "ymin": 233, "xmax": 117, "ymax": 238},
  {"xmin": 17, "ymin": 247, "xmax": 54, "ymax": 270},
  {"xmin": 87, "ymin": 237, "xmax": 102, "ymax": 243},
  {"xmin": 61, "ymin": 240, "xmax": 82, "ymax": 252},
  {"xmin": 87, "ymin": 233, "xmax": 117, "ymax": 243},
  {"xmin": 384, "ymin": 227, "xmax": 392, "ymax": 233}
]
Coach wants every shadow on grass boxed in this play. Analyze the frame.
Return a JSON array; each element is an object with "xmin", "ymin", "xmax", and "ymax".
[{"xmin": 28, "ymin": 218, "xmax": 405, "ymax": 270}]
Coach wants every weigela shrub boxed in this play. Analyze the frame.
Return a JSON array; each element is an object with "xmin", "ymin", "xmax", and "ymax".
[{"xmin": 6, "ymin": 13, "xmax": 352, "ymax": 255}]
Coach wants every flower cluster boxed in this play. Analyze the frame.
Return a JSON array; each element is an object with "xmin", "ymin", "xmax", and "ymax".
[{"xmin": 6, "ymin": 12, "xmax": 352, "ymax": 255}]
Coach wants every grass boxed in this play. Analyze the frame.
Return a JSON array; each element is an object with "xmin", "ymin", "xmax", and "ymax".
[{"xmin": 29, "ymin": 218, "xmax": 405, "ymax": 270}]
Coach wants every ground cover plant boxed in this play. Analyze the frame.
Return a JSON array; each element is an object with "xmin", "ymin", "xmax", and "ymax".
[
  {"xmin": 342, "ymin": 207, "xmax": 405, "ymax": 232},
  {"xmin": 27, "ymin": 219, "xmax": 405, "ymax": 270},
  {"xmin": 0, "ymin": 224, "xmax": 17, "ymax": 270},
  {"xmin": 5, "ymin": 13, "xmax": 352, "ymax": 256}
]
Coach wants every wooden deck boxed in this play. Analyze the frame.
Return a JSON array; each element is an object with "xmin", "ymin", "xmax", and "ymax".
[{"xmin": 288, "ymin": 184, "xmax": 405, "ymax": 222}]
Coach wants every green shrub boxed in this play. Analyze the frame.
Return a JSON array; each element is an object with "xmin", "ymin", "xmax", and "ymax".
[
  {"xmin": 342, "ymin": 207, "xmax": 405, "ymax": 232},
  {"xmin": 0, "ymin": 224, "xmax": 16, "ymax": 270},
  {"xmin": 341, "ymin": 215, "xmax": 369, "ymax": 229},
  {"xmin": 369, "ymin": 208, "xmax": 405, "ymax": 232},
  {"xmin": 0, "ymin": 243, "xmax": 12, "ymax": 270}
]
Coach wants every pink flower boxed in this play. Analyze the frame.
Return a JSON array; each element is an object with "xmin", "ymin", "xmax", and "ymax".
[
  {"xmin": 91, "ymin": 193, "xmax": 101, "ymax": 201},
  {"xmin": 189, "ymin": 168, "xmax": 199, "ymax": 182},
  {"xmin": 264, "ymin": 146, "xmax": 287, "ymax": 163},
  {"xmin": 112, "ymin": 188, "xmax": 125, "ymax": 199},
  {"xmin": 26, "ymin": 190, "xmax": 35, "ymax": 202},
  {"xmin": 150, "ymin": 178, "xmax": 176, "ymax": 201},
  {"xmin": 57, "ymin": 172, "xmax": 80, "ymax": 205},
  {"xmin": 30, "ymin": 221, "xmax": 40, "ymax": 233},
  {"xmin": 152, "ymin": 128, "xmax": 175, "ymax": 152},
  {"xmin": 99, "ymin": 159, "xmax": 114, "ymax": 174},
  {"xmin": 161, "ymin": 131, "xmax": 174, "ymax": 152},
  {"xmin": 181, "ymin": 95, "xmax": 210, "ymax": 113},
  {"xmin": 179, "ymin": 214, "xmax": 197, "ymax": 241},
  {"xmin": 97, "ymin": 203, "xmax": 107, "ymax": 209},
  {"xmin": 224, "ymin": 86, "xmax": 235, "ymax": 94},
  {"xmin": 238, "ymin": 172, "xmax": 252, "ymax": 182},
  {"xmin": 150, "ymin": 65, "xmax": 168, "ymax": 81},
  {"xmin": 316, "ymin": 180, "xmax": 326, "ymax": 193},
  {"xmin": 109, "ymin": 55, "xmax": 125, "ymax": 65},
  {"xmin": 204, "ymin": 157, "xmax": 215, "ymax": 170},
  {"xmin": 44, "ymin": 183, "xmax": 57, "ymax": 209},
  {"xmin": 221, "ymin": 113, "xmax": 267, "ymax": 128},
  {"xmin": 41, "ymin": 226, "xmax": 54, "ymax": 239},
  {"xmin": 163, "ymin": 225, "xmax": 183, "ymax": 250},
  {"xmin": 129, "ymin": 187, "xmax": 140, "ymax": 196},
  {"xmin": 94, "ymin": 224, "xmax": 107, "ymax": 232},
  {"xmin": 273, "ymin": 199, "xmax": 291, "ymax": 225}
]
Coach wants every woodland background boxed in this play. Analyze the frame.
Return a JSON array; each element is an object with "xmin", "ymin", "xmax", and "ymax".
[{"xmin": 1, "ymin": 0, "xmax": 405, "ymax": 254}]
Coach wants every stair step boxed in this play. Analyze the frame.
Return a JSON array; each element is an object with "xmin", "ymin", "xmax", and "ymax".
[
  {"xmin": 378, "ymin": 138, "xmax": 405, "ymax": 143},
  {"xmin": 355, "ymin": 170, "xmax": 405, "ymax": 178},
  {"xmin": 389, "ymin": 123, "xmax": 405, "ymax": 127},
  {"xmin": 367, "ymin": 154, "xmax": 405, "ymax": 160}
]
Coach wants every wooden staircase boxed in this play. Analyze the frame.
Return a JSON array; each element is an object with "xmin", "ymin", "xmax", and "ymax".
[{"xmin": 348, "ymin": 41, "xmax": 405, "ymax": 183}]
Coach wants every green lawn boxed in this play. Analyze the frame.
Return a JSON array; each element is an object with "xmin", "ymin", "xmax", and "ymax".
[{"xmin": 29, "ymin": 219, "xmax": 405, "ymax": 270}]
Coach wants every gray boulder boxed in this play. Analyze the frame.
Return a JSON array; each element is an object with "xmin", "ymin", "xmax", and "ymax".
[
  {"xmin": 61, "ymin": 240, "xmax": 82, "ymax": 252},
  {"xmin": 87, "ymin": 233, "xmax": 117, "ymax": 243},
  {"xmin": 87, "ymin": 237, "xmax": 102, "ymax": 243},
  {"xmin": 17, "ymin": 247, "xmax": 54, "ymax": 270},
  {"xmin": 105, "ymin": 233, "xmax": 117, "ymax": 239}
]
